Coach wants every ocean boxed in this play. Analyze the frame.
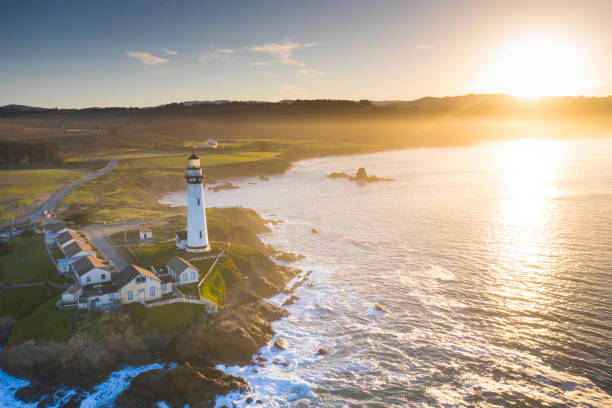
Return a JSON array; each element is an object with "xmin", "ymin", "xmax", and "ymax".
[{"xmin": 2, "ymin": 138, "xmax": 611, "ymax": 407}]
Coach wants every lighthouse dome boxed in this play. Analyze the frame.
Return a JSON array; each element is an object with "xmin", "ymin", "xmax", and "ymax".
[{"xmin": 187, "ymin": 152, "xmax": 200, "ymax": 169}]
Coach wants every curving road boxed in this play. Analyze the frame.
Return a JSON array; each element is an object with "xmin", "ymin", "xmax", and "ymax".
[{"xmin": 0, "ymin": 159, "xmax": 119, "ymax": 228}]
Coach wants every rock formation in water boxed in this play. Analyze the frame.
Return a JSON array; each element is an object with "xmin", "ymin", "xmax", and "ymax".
[{"xmin": 327, "ymin": 167, "xmax": 392, "ymax": 182}]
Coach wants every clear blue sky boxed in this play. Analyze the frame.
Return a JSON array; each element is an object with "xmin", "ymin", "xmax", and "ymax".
[{"xmin": 1, "ymin": 0, "xmax": 610, "ymax": 107}]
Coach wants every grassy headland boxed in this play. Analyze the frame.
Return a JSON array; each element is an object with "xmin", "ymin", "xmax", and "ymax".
[{"xmin": 0, "ymin": 168, "xmax": 88, "ymax": 223}]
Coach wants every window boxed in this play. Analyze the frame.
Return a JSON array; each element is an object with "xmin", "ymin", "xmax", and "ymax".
[
  {"xmin": 191, "ymin": 271, "xmax": 196, "ymax": 280},
  {"xmin": 162, "ymin": 283, "xmax": 167, "ymax": 291},
  {"xmin": 101, "ymin": 273, "xmax": 106, "ymax": 280},
  {"xmin": 197, "ymin": 198, "xmax": 200, "ymax": 206},
  {"xmin": 199, "ymin": 231, "xmax": 202, "ymax": 239},
  {"xmin": 109, "ymin": 293, "xmax": 114, "ymax": 301},
  {"xmin": 182, "ymin": 272, "xmax": 187, "ymax": 281},
  {"xmin": 136, "ymin": 276, "xmax": 145, "ymax": 284},
  {"xmin": 128, "ymin": 290, "xmax": 133, "ymax": 301},
  {"xmin": 86, "ymin": 276, "xmax": 91, "ymax": 283},
  {"xmin": 150, "ymin": 287, "xmax": 155, "ymax": 296}
]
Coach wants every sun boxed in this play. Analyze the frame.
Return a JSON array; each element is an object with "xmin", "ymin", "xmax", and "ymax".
[{"xmin": 478, "ymin": 36, "xmax": 587, "ymax": 97}]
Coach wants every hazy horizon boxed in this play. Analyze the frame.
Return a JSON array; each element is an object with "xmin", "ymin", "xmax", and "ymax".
[{"xmin": 2, "ymin": 0, "xmax": 612, "ymax": 108}]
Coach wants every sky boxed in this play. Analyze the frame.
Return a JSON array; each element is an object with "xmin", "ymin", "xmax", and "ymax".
[{"xmin": 1, "ymin": 0, "xmax": 611, "ymax": 108}]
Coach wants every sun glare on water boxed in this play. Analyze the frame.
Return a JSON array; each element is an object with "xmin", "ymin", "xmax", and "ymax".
[{"xmin": 479, "ymin": 36, "xmax": 587, "ymax": 97}]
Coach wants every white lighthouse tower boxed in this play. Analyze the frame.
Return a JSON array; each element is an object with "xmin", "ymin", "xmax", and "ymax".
[{"xmin": 184, "ymin": 152, "xmax": 210, "ymax": 253}]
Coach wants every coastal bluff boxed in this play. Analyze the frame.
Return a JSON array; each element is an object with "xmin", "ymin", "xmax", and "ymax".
[{"xmin": 0, "ymin": 207, "xmax": 302, "ymax": 405}]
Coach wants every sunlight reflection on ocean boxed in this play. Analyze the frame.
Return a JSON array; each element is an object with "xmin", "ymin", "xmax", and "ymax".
[{"xmin": 162, "ymin": 138, "xmax": 612, "ymax": 407}]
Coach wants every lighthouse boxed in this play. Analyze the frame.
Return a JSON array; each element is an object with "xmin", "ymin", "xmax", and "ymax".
[{"xmin": 184, "ymin": 152, "xmax": 210, "ymax": 253}]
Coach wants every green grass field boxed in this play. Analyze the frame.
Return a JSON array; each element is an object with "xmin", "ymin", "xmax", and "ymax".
[
  {"xmin": 0, "ymin": 286, "xmax": 57, "ymax": 319},
  {"xmin": 129, "ymin": 302, "xmax": 206, "ymax": 332},
  {"xmin": 7, "ymin": 295, "xmax": 71, "ymax": 345},
  {"xmin": 0, "ymin": 168, "xmax": 87, "ymax": 222},
  {"xmin": 0, "ymin": 236, "xmax": 60, "ymax": 284}
]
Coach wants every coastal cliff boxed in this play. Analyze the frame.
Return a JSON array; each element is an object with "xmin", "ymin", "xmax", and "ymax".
[{"xmin": 0, "ymin": 207, "xmax": 302, "ymax": 406}]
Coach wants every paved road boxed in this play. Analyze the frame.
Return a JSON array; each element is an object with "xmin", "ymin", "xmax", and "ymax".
[
  {"xmin": 84, "ymin": 219, "xmax": 155, "ymax": 272},
  {"xmin": 0, "ymin": 159, "xmax": 119, "ymax": 228}
]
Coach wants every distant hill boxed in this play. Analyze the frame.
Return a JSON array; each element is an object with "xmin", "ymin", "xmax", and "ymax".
[
  {"xmin": 0, "ymin": 104, "xmax": 48, "ymax": 112},
  {"xmin": 1, "ymin": 94, "xmax": 612, "ymax": 122}
]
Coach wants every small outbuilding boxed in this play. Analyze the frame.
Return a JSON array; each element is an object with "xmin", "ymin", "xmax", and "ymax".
[
  {"xmin": 175, "ymin": 230, "xmax": 188, "ymax": 249},
  {"xmin": 61, "ymin": 285, "xmax": 82, "ymax": 304},
  {"xmin": 167, "ymin": 256, "xmax": 200, "ymax": 286},
  {"xmin": 139, "ymin": 229, "xmax": 153, "ymax": 240}
]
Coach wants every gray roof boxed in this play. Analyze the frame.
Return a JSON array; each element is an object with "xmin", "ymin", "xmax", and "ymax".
[
  {"xmin": 63, "ymin": 241, "xmax": 94, "ymax": 258},
  {"xmin": 113, "ymin": 264, "xmax": 160, "ymax": 289},
  {"xmin": 65, "ymin": 285, "xmax": 82, "ymax": 295},
  {"xmin": 167, "ymin": 256, "xmax": 198, "ymax": 275},
  {"xmin": 45, "ymin": 223, "xmax": 68, "ymax": 234},
  {"xmin": 73, "ymin": 256, "xmax": 107, "ymax": 276},
  {"xmin": 57, "ymin": 230, "xmax": 83, "ymax": 246},
  {"xmin": 82, "ymin": 282, "xmax": 117, "ymax": 297}
]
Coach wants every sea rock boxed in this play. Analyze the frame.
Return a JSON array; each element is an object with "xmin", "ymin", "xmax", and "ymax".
[
  {"xmin": 275, "ymin": 252, "xmax": 306, "ymax": 263},
  {"xmin": 282, "ymin": 294, "xmax": 299, "ymax": 306},
  {"xmin": 354, "ymin": 167, "xmax": 368, "ymax": 180},
  {"xmin": 272, "ymin": 359, "xmax": 289, "ymax": 367},
  {"xmin": 115, "ymin": 362, "xmax": 250, "ymax": 408},
  {"xmin": 212, "ymin": 182, "xmax": 239, "ymax": 192},
  {"xmin": 273, "ymin": 338, "xmax": 287, "ymax": 350},
  {"xmin": 375, "ymin": 303, "xmax": 388, "ymax": 313},
  {"xmin": 311, "ymin": 228, "xmax": 319, "ymax": 234},
  {"xmin": 316, "ymin": 347, "xmax": 328, "ymax": 356},
  {"xmin": 246, "ymin": 396, "xmax": 254, "ymax": 403}
]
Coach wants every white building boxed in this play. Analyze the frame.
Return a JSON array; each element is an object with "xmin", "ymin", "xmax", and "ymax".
[
  {"xmin": 44, "ymin": 223, "xmax": 72, "ymax": 244},
  {"xmin": 73, "ymin": 256, "xmax": 111, "ymax": 286},
  {"xmin": 63, "ymin": 241, "xmax": 96, "ymax": 259},
  {"xmin": 184, "ymin": 153, "xmax": 210, "ymax": 253},
  {"xmin": 139, "ymin": 229, "xmax": 153, "ymax": 240},
  {"xmin": 61, "ymin": 285, "xmax": 82, "ymax": 304},
  {"xmin": 113, "ymin": 264, "xmax": 162, "ymax": 304},
  {"xmin": 167, "ymin": 256, "xmax": 200, "ymax": 286},
  {"xmin": 201, "ymin": 139, "xmax": 218, "ymax": 149},
  {"xmin": 175, "ymin": 230, "xmax": 188, "ymax": 249},
  {"xmin": 56, "ymin": 230, "xmax": 86, "ymax": 249}
]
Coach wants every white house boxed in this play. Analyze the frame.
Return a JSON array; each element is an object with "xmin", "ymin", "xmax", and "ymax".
[
  {"xmin": 139, "ymin": 229, "xmax": 153, "ymax": 240},
  {"xmin": 113, "ymin": 264, "xmax": 162, "ymax": 304},
  {"xmin": 63, "ymin": 241, "xmax": 96, "ymax": 259},
  {"xmin": 44, "ymin": 223, "xmax": 72, "ymax": 244},
  {"xmin": 61, "ymin": 285, "xmax": 82, "ymax": 304},
  {"xmin": 73, "ymin": 256, "xmax": 111, "ymax": 286},
  {"xmin": 56, "ymin": 256, "xmax": 82, "ymax": 274},
  {"xmin": 81, "ymin": 283, "xmax": 119, "ymax": 310},
  {"xmin": 56, "ymin": 230, "xmax": 86, "ymax": 249},
  {"xmin": 167, "ymin": 256, "xmax": 200, "ymax": 286},
  {"xmin": 201, "ymin": 139, "xmax": 218, "ymax": 149}
]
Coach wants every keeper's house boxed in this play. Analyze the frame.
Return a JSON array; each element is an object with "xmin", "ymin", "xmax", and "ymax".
[
  {"xmin": 56, "ymin": 230, "xmax": 86, "ymax": 249},
  {"xmin": 73, "ymin": 256, "xmax": 111, "ymax": 286},
  {"xmin": 63, "ymin": 241, "xmax": 96, "ymax": 259},
  {"xmin": 113, "ymin": 264, "xmax": 162, "ymax": 304},
  {"xmin": 167, "ymin": 256, "xmax": 200, "ymax": 286},
  {"xmin": 44, "ymin": 223, "xmax": 72, "ymax": 244}
]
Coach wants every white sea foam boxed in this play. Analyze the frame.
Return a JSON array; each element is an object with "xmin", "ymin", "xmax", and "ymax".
[{"xmin": 80, "ymin": 363, "xmax": 172, "ymax": 407}]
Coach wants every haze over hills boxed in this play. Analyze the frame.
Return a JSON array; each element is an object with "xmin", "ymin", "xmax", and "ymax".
[{"xmin": 2, "ymin": 94, "xmax": 612, "ymax": 119}]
